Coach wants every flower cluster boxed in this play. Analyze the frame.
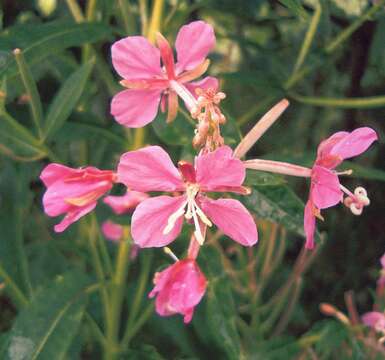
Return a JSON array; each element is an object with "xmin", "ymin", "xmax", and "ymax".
[{"xmin": 40, "ymin": 20, "xmax": 378, "ymax": 323}]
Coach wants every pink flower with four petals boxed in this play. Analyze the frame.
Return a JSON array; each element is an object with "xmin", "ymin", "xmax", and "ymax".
[
  {"xmin": 117, "ymin": 145, "xmax": 258, "ymax": 248},
  {"xmin": 111, "ymin": 21, "xmax": 216, "ymax": 126},
  {"xmin": 304, "ymin": 127, "xmax": 378, "ymax": 249}
]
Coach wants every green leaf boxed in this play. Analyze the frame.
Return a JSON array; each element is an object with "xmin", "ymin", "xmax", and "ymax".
[
  {"xmin": 199, "ymin": 246, "xmax": 242, "ymax": 360},
  {"xmin": 0, "ymin": 21, "xmax": 112, "ymax": 80},
  {"xmin": 2, "ymin": 270, "xmax": 89, "ymax": 360},
  {"xmin": 0, "ymin": 111, "xmax": 46, "ymax": 160},
  {"xmin": 244, "ymin": 170, "xmax": 286, "ymax": 187},
  {"xmin": 243, "ymin": 185, "xmax": 306, "ymax": 237},
  {"xmin": 278, "ymin": 0, "xmax": 308, "ymax": 19},
  {"xmin": 43, "ymin": 60, "xmax": 94, "ymax": 140}
]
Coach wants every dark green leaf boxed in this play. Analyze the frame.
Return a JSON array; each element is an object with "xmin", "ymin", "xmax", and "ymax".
[
  {"xmin": 43, "ymin": 60, "xmax": 94, "ymax": 139},
  {"xmin": 152, "ymin": 111, "xmax": 194, "ymax": 146},
  {"xmin": 2, "ymin": 270, "xmax": 90, "ymax": 360},
  {"xmin": 0, "ymin": 21, "xmax": 112, "ymax": 80},
  {"xmin": 243, "ymin": 185, "xmax": 306, "ymax": 237}
]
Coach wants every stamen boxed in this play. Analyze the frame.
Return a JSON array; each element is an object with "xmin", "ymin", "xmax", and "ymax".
[
  {"xmin": 336, "ymin": 169, "xmax": 353, "ymax": 176},
  {"xmin": 163, "ymin": 247, "xmax": 179, "ymax": 262},
  {"xmin": 169, "ymin": 80, "xmax": 197, "ymax": 110},
  {"xmin": 163, "ymin": 202, "xmax": 187, "ymax": 235}
]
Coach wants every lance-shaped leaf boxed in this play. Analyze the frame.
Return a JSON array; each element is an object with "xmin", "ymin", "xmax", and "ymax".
[
  {"xmin": 1, "ymin": 270, "xmax": 90, "ymax": 360},
  {"xmin": 43, "ymin": 60, "xmax": 94, "ymax": 140}
]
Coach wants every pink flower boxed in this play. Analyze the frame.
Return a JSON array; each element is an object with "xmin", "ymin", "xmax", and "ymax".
[
  {"xmin": 362, "ymin": 311, "xmax": 385, "ymax": 334},
  {"xmin": 117, "ymin": 145, "xmax": 258, "ymax": 248},
  {"xmin": 304, "ymin": 127, "xmax": 378, "ymax": 249},
  {"xmin": 103, "ymin": 190, "xmax": 149, "ymax": 215},
  {"xmin": 40, "ymin": 164, "xmax": 116, "ymax": 232},
  {"xmin": 149, "ymin": 259, "xmax": 207, "ymax": 323},
  {"xmin": 102, "ymin": 220, "xmax": 123, "ymax": 241},
  {"xmin": 110, "ymin": 20, "xmax": 216, "ymax": 127}
]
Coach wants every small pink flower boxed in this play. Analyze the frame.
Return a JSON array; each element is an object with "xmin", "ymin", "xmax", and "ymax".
[
  {"xmin": 149, "ymin": 259, "xmax": 207, "ymax": 323},
  {"xmin": 102, "ymin": 220, "xmax": 123, "ymax": 241},
  {"xmin": 103, "ymin": 190, "xmax": 149, "ymax": 215},
  {"xmin": 304, "ymin": 127, "xmax": 378, "ymax": 249},
  {"xmin": 117, "ymin": 145, "xmax": 258, "ymax": 248},
  {"xmin": 110, "ymin": 21, "xmax": 216, "ymax": 127},
  {"xmin": 362, "ymin": 311, "xmax": 385, "ymax": 334},
  {"xmin": 40, "ymin": 164, "xmax": 116, "ymax": 232}
]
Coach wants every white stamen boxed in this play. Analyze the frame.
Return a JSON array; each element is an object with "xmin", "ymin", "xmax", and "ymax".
[
  {"xmin": 163, "ymin": 202, "xmax": 187, "ymax": 235},
  {"xmin": 163, "ymin": 247, "xmax": 179, "ymax": 262},
  {"xmin": 163, "ymin": 183, "xmax": 211, "ymax": 244}
]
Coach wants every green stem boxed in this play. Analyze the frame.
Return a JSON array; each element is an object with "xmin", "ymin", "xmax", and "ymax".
[
  {"xmin": 147, "ymin": 0, "xmax": 164, "ymax": 43},
  {"xmin": 13, "ymin": 49, "xmax": 44, "ymax": 139},
  {"xmin": 123, "ymin": 252, "xmax": 152, "ymax": 344},
  {"xmin": 92, "ymin": 215, "xmax": 113, "ymax": 276},
  {"xmin": 87, "ymin": 221, "xmax": 111, "ymax": 335},
  {"xmin": 105, "ymin": 237, "xmax": 131, "ymax": 360},
  {"xmin": 121, "ymin": 303, "xmax": 154, "ymax": 346},
  {"xmin": 139, "ymin": 0, "xmax": 149, "ymax": 35},
  {"xmin": 324, "ymin": 0, "xmax": 385, "ymax": 55},
  {"xmin": 290, "ymin": 93, "xmax": 385, "ymax": 108},
  {"xmin": 292, "ymin": 2, "xmax": 321, "ymax": 73},
  {"xmin": 85, "ymin": 312, "xmax": 107, "ymax": 347},
  {"xmin": 0, "ymin": 262, "xmax": 28, "ymax": 308},
  {"xmin": 65, "ymin": 0, "xmax": 85, "ymax": 22}
]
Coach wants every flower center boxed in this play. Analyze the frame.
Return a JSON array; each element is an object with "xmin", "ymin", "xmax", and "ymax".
[{"xmin": 163, "ymin": 183, "xmax": 212, "ymax": 245}]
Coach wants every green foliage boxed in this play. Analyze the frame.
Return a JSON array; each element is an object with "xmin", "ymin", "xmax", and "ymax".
[
  {"xmin": 1, "ymin": 271, "xmax": 89, "ymax": 360},
  {"xmin": 0, "ymin": 0, "xmax": 384, "ymax": 359}
]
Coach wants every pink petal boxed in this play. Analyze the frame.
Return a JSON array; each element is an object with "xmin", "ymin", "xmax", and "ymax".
[
  {"xmin": 175, "ymin": 21, "xmax": 215, "ymax": 73},
  {"xmin": 381, "ymin": 253, "xmax": 385, "ymax": 268},
  {"xmin": 103, "ymin": 191, "xmax": 149, "ymax": 215},
  {"xmin": 304, "ymin": 201, "xmax": 316, "ymax": 250},
  {"xmin": 111, "ymin": 89, "xmax": 162, "ymax": 128},
  {"xmin": 102, "ymin": 220, "xmax": 123, "ymax": 241},
  {"xmin": 200, "ymin": 197, "xmax": 258, "ymax": 246},
  {"xmin": 117, "ymin": 146, "xmax": 184, "ymax": 192},
  {"xmin": 362, "ymin": 311, "xmax": 385, "ymax": 331},
  {"xmin": 42, "ymin": 176, "xmax": 112, "ymax": 217},
  {"xmin": 195, "ymin": 146, "xmax": 245, "ymax": 191},
  {"xmin": 40, "ymin": 163, "xmax": 75, "ymax": 187},
  {"xmin": 131, "ymin": 195, "xmax": 186, "ymax": 248},
  {"xmin": 311, "ymin": 165, "xmax": 342, "ymax": 209},
  {"xmin": 54, "ymin": 202, "xmax": 96, "ymax": 233},
  {"xmin": 329, "ymin": 127, "xmax": 378, "ymax": 160},
  {"xmin": 111, "ymin": 36, "xmax": 162, "ymax": 79},
  {"xmin": 185, "ymin": 76, "xmax": 219, "ymax": 98},
  {"xmin": 317, "ymin": 131, "xmax": 349, "ymax": 160}
]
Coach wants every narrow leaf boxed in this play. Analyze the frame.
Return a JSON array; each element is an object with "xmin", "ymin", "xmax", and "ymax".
[
  {"xmin": 44, "ymin": 60, "xmax": 94, "ymax": 139},
  {"xmin": 2, "ymin": 270, "xmax": 89, "ymax": 360}
]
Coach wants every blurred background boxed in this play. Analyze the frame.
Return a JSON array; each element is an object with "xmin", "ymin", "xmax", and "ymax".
[{"xmin": 0, "ymin": 0, "xmax": 384, "ymax": 358}]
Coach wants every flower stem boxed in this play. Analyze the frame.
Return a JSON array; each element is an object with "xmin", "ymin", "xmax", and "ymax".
[
  {"xmin": 123, "ymin": 251, "xmax": 153, "ymax": 346},
  {"xmin": 292, "ymin": 2, "xmax": 322, "ymax": 74},
  {"xmin": 105, "ymin": 234, "xmax": 131, "ymax": 360},
  {"xmin": 234, "ymin": 99, "xmax": 289, "ymax": 157},
  {"xmin": 244, "ymin": 159, "xmax": 312, "ymax": 177},
  {"xmin": 290, "ymin": 93, "xmax": 385, "ymax": 108},
  {"xmin": 146, "ymin": 0, "xmax": 164, "ymax": 43}
]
